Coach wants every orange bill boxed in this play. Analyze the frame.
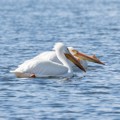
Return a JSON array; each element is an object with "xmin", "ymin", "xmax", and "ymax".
[
  {"xmin": 73, "ymin": 50, "xmax": 105, "ymax": 65},
  {"xmin": 65, "ymin": 53, "xmax": 86, "ymax": 72}
]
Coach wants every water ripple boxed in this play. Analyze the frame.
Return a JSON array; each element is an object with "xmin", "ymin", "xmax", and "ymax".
[{"xmin": 0, "ymin": 0, "xmax": 120, "ymax": 119}]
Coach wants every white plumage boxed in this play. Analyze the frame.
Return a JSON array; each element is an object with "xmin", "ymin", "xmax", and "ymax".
[
  {"xmin": 19, "ymin": 47, "xmax": 88, "ymax": 71},
  {"xmin": 11, "ymin": 43, "xmax": 85, "ymax": 78}
]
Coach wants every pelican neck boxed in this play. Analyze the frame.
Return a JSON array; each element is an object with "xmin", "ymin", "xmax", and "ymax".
[{"xmin": 55, "ymin": 49, "xmax": 73, "ymax": 73}]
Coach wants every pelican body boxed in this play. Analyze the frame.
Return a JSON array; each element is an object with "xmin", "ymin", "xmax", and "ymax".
[{"xmin": 11, "ymin": 43, "xmax": 86, "ymax": 78}]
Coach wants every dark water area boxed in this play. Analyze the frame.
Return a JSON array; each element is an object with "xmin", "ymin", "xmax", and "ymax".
[{"xmin": 0, "ymin": 0, "xmax": 120, "ymax": 119}]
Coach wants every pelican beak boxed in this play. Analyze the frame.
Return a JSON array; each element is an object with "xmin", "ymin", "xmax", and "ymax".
[
  {"xmin": 65, "ymin": 53, "xmax": 86, "ymax": 72},
  {"xmin": 72, "ymin": 50, "xmax": 105, "ymax": 65}
]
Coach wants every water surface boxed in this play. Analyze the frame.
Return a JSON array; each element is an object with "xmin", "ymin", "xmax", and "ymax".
[{"xmin": 0, "ymin": 0, "xmax": 120, "ymax": 119}]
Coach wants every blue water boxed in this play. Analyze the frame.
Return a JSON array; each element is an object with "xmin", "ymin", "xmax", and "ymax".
[{"xmin": 0, "ymin": 0, "xmax": 120, "ymax": 119}]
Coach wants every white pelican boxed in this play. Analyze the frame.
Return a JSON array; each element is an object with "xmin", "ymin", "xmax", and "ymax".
[
  {"xmin": 16, "ymin": 45, "xmax": 105, "ymax": 75},
  {"xmin": 11, "ymin": 43, "xmax": 86, "ymax": 78}
]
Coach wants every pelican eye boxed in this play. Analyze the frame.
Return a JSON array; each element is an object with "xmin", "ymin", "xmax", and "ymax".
[{"xmin": 66, "ymin": 48, "xmax": 70, "ymax": 53}]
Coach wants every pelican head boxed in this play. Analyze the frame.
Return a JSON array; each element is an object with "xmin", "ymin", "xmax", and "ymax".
[
  {"xmin": 54, "ymin": 43, "xmax": 86, "ymax": 72},
  {"xmin": 68, "ymin": 47, "xmax": 105, "ymax": 65}
]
